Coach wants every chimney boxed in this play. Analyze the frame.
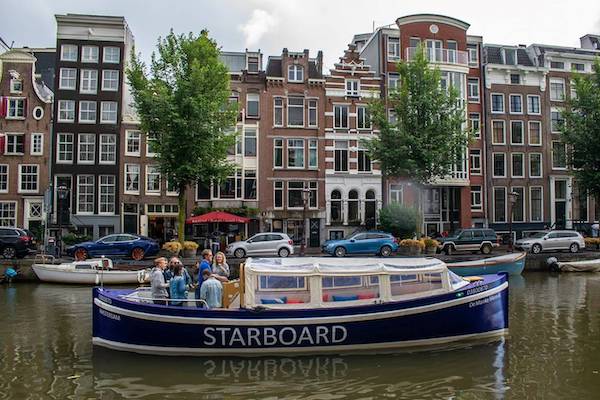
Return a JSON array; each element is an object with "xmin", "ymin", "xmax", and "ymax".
[{"xmin": 317, "ymin": 50, "xmax": 323, "ymax": 74}]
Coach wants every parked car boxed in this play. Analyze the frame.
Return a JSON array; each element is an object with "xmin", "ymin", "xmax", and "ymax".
[
  {"xmin": 226, "ymin": 233, "xmax": 294, "ymax": 258},
  {"xmin": 322, "ymin": 231, "xmax": 398, "ymax": 257},
  {"xmin": 437, "ymin": 228, "xmax": 499, "ymax": 255},
  {"xmin": 66, "ymin": 234, "xmax": 160, "ymax": 261},
  {"xmin": 515, "ymin": 230, "xmax": 585, "ymax": 254},
  {"xmin": 0, "ymin": 227, "xmax": 37, "ymax": 259}
]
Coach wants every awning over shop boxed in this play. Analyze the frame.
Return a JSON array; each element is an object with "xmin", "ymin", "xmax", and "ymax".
[{"xmin": 185, "ymin": 211, "xmax": 250, "ymax": 224}]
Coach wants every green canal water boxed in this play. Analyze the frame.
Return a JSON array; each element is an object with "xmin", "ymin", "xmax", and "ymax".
[{"xmin": 1, "ymin": 273, "xmax": 600, "ymax": 399}]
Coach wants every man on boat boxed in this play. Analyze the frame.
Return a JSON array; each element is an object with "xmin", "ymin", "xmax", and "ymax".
[
  {"xmin": 194, "ymin": 249, "xmax": 213, "ymax": 304},
  {"xmin": 150, "ymin": 257, "xmax": 169, "ymax": 305},
  {"xmin": 199, "ymin": 268, "xmax": 223, "ymax": 308}
]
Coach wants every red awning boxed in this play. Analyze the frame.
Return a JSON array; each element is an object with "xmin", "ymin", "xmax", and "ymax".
[{"xmin": 185, "ymin": 211, "xmax": 250, "ymax": 224}]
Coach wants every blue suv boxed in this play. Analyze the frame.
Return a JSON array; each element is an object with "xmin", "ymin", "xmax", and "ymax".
[{"xmin": 322, "ymin": 231, "xmax": 398, "ymax": 257}]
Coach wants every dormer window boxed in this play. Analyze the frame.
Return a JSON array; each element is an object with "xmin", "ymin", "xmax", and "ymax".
[
  {"xmin": 288, "ymin": 65, "xmax": 304, "ymax": 82},
  {"xmin": 247, "ymin": 56, "xmax": 259, "ymax": 73},
  {"xmin": 502, "ymin": 48, "xmax": 517, "ymax": 65},
  {"xmin": 345, "ymin": 79, "xmax": 360, "ymax": 97},
  {"xmin": 10, "ymin": 79, "xmax": 23, "ymax": 93}
]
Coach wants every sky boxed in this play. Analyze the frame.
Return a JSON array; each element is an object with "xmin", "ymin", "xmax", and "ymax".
[{"xmin": 2, "ymin": 0, "xmax": 600, "ymax": 70}]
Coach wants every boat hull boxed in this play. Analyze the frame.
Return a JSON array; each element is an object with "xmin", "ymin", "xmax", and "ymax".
[
  {"xmin": 447, "ymin": 253, "xmax": 526, "ymax": 276},
  {"xmin": 32, "ymin": 264, "xmax": 147, "ymax": 285},
  {"xmin": 92, "ymin": 275, "xmax": 509, "ymax": 356}
]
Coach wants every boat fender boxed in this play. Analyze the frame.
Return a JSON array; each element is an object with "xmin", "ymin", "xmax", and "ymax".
[
  {"xmin": 5, "ymin": 268, "xmax": 17, "ymax": 279},
  {"xmin": 137, "ymin": 270, "xmax": 146, "ymax": 284},
  {"xmin": 546, "ymin": 257, "xmax": 559, "ymax": 272}
]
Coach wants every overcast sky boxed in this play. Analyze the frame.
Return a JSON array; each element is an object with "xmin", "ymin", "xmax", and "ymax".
[{"xmin": 2, "ymin": 0, "xmax": 600, "ymax": 70}]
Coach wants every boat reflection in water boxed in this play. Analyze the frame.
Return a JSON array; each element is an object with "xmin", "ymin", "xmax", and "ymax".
[{"xmin": 92, "ymin": 338, "xmax": 508, "ymax": 399}]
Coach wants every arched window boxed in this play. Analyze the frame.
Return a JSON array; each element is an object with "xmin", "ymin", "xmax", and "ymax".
[
  {"xmin": 365, "ymin": 190, "xmax": 376, "ymax": 229},
  {"xmin": 288, "ymin": 65, "xmax": 304, "ymax": 82},
  {"xmin": 348, "ymin": 190, "xmax": 359, "ymax": 223},
  {"xmin": 330, "ymin": 190, "xmax": 342, "ymax": 223}
]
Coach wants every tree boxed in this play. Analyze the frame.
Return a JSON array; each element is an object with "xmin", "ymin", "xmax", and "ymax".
[
  {"xmin": 127, "ymin": 30, "xmax": 238, "ymax": 243},
  {"xmin": 562, "ymin": 59, "xmax": 600, "ymax": 198},
  {"xmin": 379, "ymin": 203, "xmax": 420, "ymax": 239}
]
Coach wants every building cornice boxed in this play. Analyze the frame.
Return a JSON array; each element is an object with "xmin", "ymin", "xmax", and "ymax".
[{"xmin": 396, "ymin": 14, "xmax": 470, "ymax": 31}]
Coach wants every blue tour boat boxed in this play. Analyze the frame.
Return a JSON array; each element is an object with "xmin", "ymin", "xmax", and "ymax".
[
  {"xmin": 92, "ymin": 257, "xmax": 509, "ymax": 356},
  {"xmin": 446, "ymin": 252, "xmax": 526, "ymax": 276}
]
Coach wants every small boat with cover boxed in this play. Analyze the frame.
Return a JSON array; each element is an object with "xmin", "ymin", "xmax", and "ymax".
[
  {"xmin": 92, "ymin": 257, "xmax": 509, "ymax": 356},
  {"xmin": 446, "ymin": 252, "xmax": 526, "ymax": 276}
]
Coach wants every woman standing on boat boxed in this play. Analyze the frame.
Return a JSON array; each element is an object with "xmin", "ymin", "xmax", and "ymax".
[
  {"xmin": 169, "ymin": 263, "xmax": 187, "ymax": 306},
  {"xmin": 150, "ymin": 257, "xmax": 169, "ymax": 305},
  {"xmin": 212, "ymin": 251, "xmax": 230, "ymax": 282}
]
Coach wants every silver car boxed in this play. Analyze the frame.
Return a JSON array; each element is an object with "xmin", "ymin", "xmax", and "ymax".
[
  {"xmin": 226, "ymin": 233, "xmax": 295, "ymax": 258},
  {"xmin": 515, "ymin": 230, "xmax": 585, "ymax": 254}
]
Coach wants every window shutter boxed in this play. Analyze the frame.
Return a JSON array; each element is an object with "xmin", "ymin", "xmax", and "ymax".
[{"xmin": 0, "ymin": 97, "xmax": 5, "ymax": 118}]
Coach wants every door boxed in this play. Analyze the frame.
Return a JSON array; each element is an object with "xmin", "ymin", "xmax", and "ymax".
[
  {"xmin": 309, "ymin": 219, "xmax": 320, "ymax": 247},
  {"xmin": 247, "ymin": 234, "xmax": 268, "ymax": 255},
  {"xmin": 456, "ymin": 230, "xmax": 473, "ymax": 251},
  {"xmin": 554, "ymin": 180, "xmax": 567, "ymax": 229},
  {"xmin": 426, "ymin": 40, "xmax": 442, "ymax": 62},
  {"xmin": 544, "ymin": 232, "xmax": 561, "ymax": 250},
  {"xmin": 93, "ymin": 234, "xmax": 119, "ymax": 256},
  {"xmin": 348, "ymin": 233, "xmax": 369, "ymax": 253},
  {"xmin": 114, "ymin": 234, "xmax": 136, "ymax": 256}
]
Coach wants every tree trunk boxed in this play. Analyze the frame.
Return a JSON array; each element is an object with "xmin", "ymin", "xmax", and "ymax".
[
  {"xmin": 177, "ymin": 186, "xmax": 187, "ymax": 244},
  {"xmin": 416, "ymin": 184, "xmax": 423, "ymax": 238}
]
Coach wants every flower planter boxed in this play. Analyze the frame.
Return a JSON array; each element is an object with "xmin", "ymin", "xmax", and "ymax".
[
  {"xmin": 399, "ymin": 246, "xmax": 422, "ymax": 256},
  {"xmin": 425, "ymin": 246, "xmax": 437, "ymax": 255},
  {"xmin": 183, "ymin": 249, "xmax": 197, "ymax": 259}
]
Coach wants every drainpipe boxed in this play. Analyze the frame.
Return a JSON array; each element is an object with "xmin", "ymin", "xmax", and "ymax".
[{"xmin": 482, "ymin": 61, "xmax": 490, "ymax": 228}]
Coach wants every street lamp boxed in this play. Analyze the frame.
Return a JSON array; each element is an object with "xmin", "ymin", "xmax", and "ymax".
[
  {"xmin": 57, "ymin": 185, "xmax": 69, "ymax": 257},
  {"xmin": 508, "ymin": 191, "xmax": 519, "ymax": 252},
  {"xmin": 300, "ymin": 188, "xmax": 311, "ymax": 257}
]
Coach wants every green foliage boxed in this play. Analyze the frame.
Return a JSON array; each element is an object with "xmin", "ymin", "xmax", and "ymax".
[
  {"xmin": 366, "ymin": 46, "xmax": 470, "ymax": 184},
  {"xmin": 62, "ymin": 233, "xmax": 92, "ymax": 246},
  {"xmin": 127, "ymin": 29, "xmax": 238, "ymax": 242},
  {"xmin": 562, "ymin": 59, "xmax": 600, "ymax": 197},
  {"xmin": 378, "ymin": 203, "xmax": 420, "ymax": 239}
]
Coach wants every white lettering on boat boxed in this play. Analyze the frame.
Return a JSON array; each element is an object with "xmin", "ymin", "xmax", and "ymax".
[
  {"xmin": 465, "ymin": 285, "xmax": 489, "ymax": 296},
  {"xmin": 468, "ymin": 293, "xmax": 501, "ymax": 308},
  {"xmin": 98, "ymin": 294, "xmax": 112, "ymax": 304},
  {"xmin": 99, "ymin": 308, "xmax": 120, "ymax": 321},
  {"xmin": 203, "ymin": 326, "xmax": 348, "ymax": 347}
]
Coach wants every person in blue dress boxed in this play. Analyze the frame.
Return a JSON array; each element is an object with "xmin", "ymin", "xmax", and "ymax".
[
  {"xmin": 169, "ymin": 263, "xmax": 187, "ymax": 306},
  {"xmin": 194, "ymin": 249, "xmax": 213, "ymax": 304}
]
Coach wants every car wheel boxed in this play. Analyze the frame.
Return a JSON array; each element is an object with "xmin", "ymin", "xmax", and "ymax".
[
  {"xmin": 531, "ymin": 244, "xmax": 542, "ymax": 254},
  {"xmin": 444, "ymin": 245, "xmax": 454, "ymax": 256},
  {"xmin": 380, "ymin": 245, "xmax": 392, "ymax": 257},
  {"xmin": 2, "ymin": 246, "xmax": 16, "ymax": 259},
  {"xmin": 234, "ymin": 248, "xmax": 246, "ymax": 259},
  {"xmin": 481, "ymin": 244, "xmax": 492, "ymax": 255},
  {"xmin": 74, "ymin": 248, "xmax": 88, "ymax": 261},
  {"xmin": 334, "ymin": 246, "xmax": 346, "ymax": 257},
  {"xmin": 278, "ymin": 248, "xmax": 290, "ymax": 258},
  {"xmin": 569, "ymin": 243, "xmax": 579, "ymax": 253},
  {"xmin": 131, "ymin": 247, "xmax": 145, "ymax": 261}
]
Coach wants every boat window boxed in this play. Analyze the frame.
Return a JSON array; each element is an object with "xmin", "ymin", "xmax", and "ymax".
[
  {"xmin": 257, "ymin": 275, "xmax": 310, "ymax": 305},
  {"xmin": 322, "ymin": 274, "xmax": 380, "ymax": 303},
  {"xmin": 75, "ymin": 264, "xmax": 93, "ymax": 270},
  {"xmin": 259, "ymin": 275, "xmax": 306, "ymax": 290},
  {"xmin": 390, "ymin": 272, "xmax": 443, "ymax": 297},
  {"xmin": 322, "ymin": 276, "xmax": 362, "ymax": 288}
]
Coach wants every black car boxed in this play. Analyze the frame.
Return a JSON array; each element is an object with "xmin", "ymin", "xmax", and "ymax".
[
  {"xmin": 437, "ymin": 228, "xmax": 500, "ymax": 255},
  {"xmin": 0, "ymin": 227, "xmax": 36, "ymax": 259}
]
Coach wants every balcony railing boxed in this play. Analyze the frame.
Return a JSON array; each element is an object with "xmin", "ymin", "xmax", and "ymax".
[{"xmin": 405, "ymin": 47, "xmax": 469, "ymax": 67}]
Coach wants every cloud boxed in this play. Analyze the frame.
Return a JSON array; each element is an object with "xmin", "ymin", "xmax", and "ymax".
[{"xmin": 239, "ymin": 9, "xmax": 278, "ymax": 48}]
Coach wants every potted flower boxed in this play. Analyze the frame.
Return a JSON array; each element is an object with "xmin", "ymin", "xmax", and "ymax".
[
  {"xmin": 423, "ymin": 238, "xmax": 440, "ymax": 255},
  {"xmin": 584, "ymin": 237, "xmax": 600, "ymax": 250},
  {"xmin": 162, "ymin": 241, "xmax": 182, "ymax": 257},
  {"xmin": 182, "ymin": 241, "xmax": 199, "ymax": 258},
  {"xmin": 399, "ymin": 239, "xmax": 425, "ymax": 256}
]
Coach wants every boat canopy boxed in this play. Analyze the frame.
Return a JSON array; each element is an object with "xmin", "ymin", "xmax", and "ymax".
[{"xmin": 243, "ymin": 257, "xmax": 469, "ymax": 309}]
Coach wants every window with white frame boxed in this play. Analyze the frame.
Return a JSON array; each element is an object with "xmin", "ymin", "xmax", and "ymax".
[
  {"xmin": 492, "ymin": 120, "xmax": 505, "ymax": 145},
  {"xmin": 387, "ymin": 37, "xmax": 399, "ymax": 60},
  {"xmin": 467, "ymin": 44, "xmax": 478, "ymax": 66},
  {"xmin": 58, "ymin": 100, "xmax": 75, "ymax": 122},
  {"xmin": 334, "ymin": 104, "xmax": 349, "ymax": 129},
  {"xmin": 510, "ymin": 121, "xmax": 524, "ymax": 145},
  {"xmin": 468, "ymin": 78, "xmax": 480, "ymax": 102},
  {"xmin": 502, "ymin": 48, "xmax": 517, "ymax": 65},
  {"xmin": 99, "ymin": 134, "xmax": 116, "ymax": 164},
  {"xmin": 100, "ymin": 101, "xmax": 118, "ymax": 124},
  {"xmin": 7, "ymin": 98, "xmax": 25, "ymax": 119},
  {"xmin": 471, "ymin": 186, "xmax": 482, "ymax": 211},
  {"xmin": 550, "ymin": 78, "xmax": 565, "ymax": 101},
  {"xmin": 81, "ymin": 46, "xmax": 99, "ymax": 63},
  {"xmin": 469, "ymin": 113, "xmax": 480, "ymax": 138},
  {"xmin": 246, "ymin": 93, "xmax": 259, "ymax": 118},
  {"xmin": 288, "ymin": 65, "xmax": 304, "ymax": 82},
  {"xmin": 334, "ymin": 140, "xmax": 349, "ymax": 172},
  {"xmin": 102, "ymin": 70, "xmax": 119, "ymax": 91},
  {"xmin": 79, "ymin": 101, "xmax": 97, "ymax": 123},
  {"xmin": 570, "ymin": 80, "xmax": 577, "ymax": 100},
  {"xmin": 389, "ymin": 184, "xmax": 403, "ymax": 204},
  {"xmin": 511, "ymin": 153, "xmax": 525, "ymax": 177},
  {"xmin": 493, "ymin": 187, "xmax": 507, "ymax": 223},
  {"xmin": 244, "ymin": 126, "xmax": 257, "ymax": 156},
  {"xmin": 10, "ymin": 79, "xmax": 23, "ymax": 93},
  {"xmin": 124, "ymin": 164, "xmax": 140, "ymax": 194},
  {"xmin": 528, "ymin": 121, "xmax": 542, "ymax": 146},
  {"xmin": 357, "ymin": 148, "xmax": 371, "ymax": 172},
  {"xmin": 287, "ymin": 181, "xmax": 305, "ymax": 209},
  {"xmin": 357, "ymin": 106, "xmax": 371, "ymax": 130},
  {"xmin": 470, "ymin": 149, "xmax": 481, "ymax": 174},
  {"xmin": 273, "ymin": 97, "xmax": 284, "ymax": 127},
  {"xmin": 308, "ymin": 99, "xmax": 318, "ymax": 127},
  {"xmin": 550, "ymin": 61, "xmax": 564, "ymax": 70},
  {"xmin": 0, "ymin": 165, "xmax": 7, "ymax": 193},
  {"xmin": 59, "ymin": 68, "xmax": 77, "ymax": 90},
  {"xmin": 511, "ymin": 187, "xmax": 525, "ymax": 222},
  {"xmin": 57, "ymin": 133, "xmax": 74, "ymax": 163},
  {"xmin": 247, "ymin": 56, "xmax": 259, "ymax": 73},
  {"xmin": 274, "ymin": 181, "xmax": 283, "ymax": 209},
  {"xmin": 5, "ymin": 134, "xmax": 24, "ymax": 155},
  {"xmin": 77, "ymin": 175, "xmax": 95, "ymax": 214},
  {"xmin": 552, "ymin": 141, "xmax": 567, "ymax": 169},
  {"xmin": 0, "ymin": 202, "xmax": 16, "ymax": 226},
  {"xmin": 287, "ymin": 97, "xmax": 304, "ymax": 127},
  {"xmin": 388, "ymin": 73, "xmax": 399, "ymax": 92},
  {"xmin": 529, "ymin": 153, "xmax": 543, "ymax": 178},
  {"xmin": 78, "ymin": 134, "xmax": 96, "ymax": 164},
  {"xmin": 166, "ymin": 176, "xmax": 178, "ymax": 196},
  {"xmin": 491, "ymin": 93, "xmax": 505, "ymax": 113},
  {"xmin": 125, "ymin": 130, "xmax": 141, "ymax": 156},
  {"xmin": 99, "ymin": 175, "xmax": 115, "ymax": 214},
  {"xmin": 308, "ymin": 139, "xmax": 318, "ymax": 169},
  {"xmin": 493, "ymin": 153, "xmax": 506, "ymax": 177},
  {"xmin": 551, "ymin": 108, "xmax": 564, "ymax": 133},
  {"xmin": 30, "ymin": 133, "xmax": 43, "ymax": 156},
  {"xmin": 80, "ymin": 69, "xmax": 98, "ymax": 94},
  {"xmin": 103, "ymin": 46, "xmax": 120, "ymax": 63},
  {"xmin": 509, "ymin": 94, "xmax": 522, "ymax": 114},
  {"xmin": 61, "ymin": 44, "xmax": 78, "ymax": 61},
  {"xmin": 243, "ymin": 170, "xmax": 257, "ymax": 199},
  {"xmin": 146, "ymin": 165, "xmax": 161, "ymax": 193},
  {"xmin": 146, "ymin": 133, "xmax": 158, "ymax": 156},
  {"xmin": 18, "ymin": 165, "xmax": 38, "ymax": 193},
  {"xmin": 527, "ymin": 95, "xmax": 540, "ymax": 114},
  {"xmin": 287, "ymin": 139, "xmax": 304, "ymax": 168},
  {"xmin": 345, "ymin": 79, "xmax": 359, "ymax": 97},
  {"xmin": 273, "ymin": 138, "xmax": 283, "ymax": 168},
  {"xmin": 530, "ymin": 186, "xmax": 543, "ymax": 222}
]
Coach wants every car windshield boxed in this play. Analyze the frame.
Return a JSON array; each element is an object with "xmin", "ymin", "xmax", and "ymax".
[
  {"xmin": 526, "ymin": 232, "xmax": 547, "ymax": 239},
  {"xmin": 450, "ymin": 230, "xmax": 463, "ymax": 237}
]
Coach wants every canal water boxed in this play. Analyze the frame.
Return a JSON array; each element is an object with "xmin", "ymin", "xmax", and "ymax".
[{"xmin": 1, "ymin": 273, "xmax": 600, "ymax": 399}]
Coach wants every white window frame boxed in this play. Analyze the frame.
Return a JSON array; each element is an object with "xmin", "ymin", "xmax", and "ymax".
[
  {"xmin": 0, "ymin": 165, "xmax": 8, "ymax": 193},
  {"xmin": 56, "ymin": 133, "xmax": 74, "ymax": 164},
  {"xmin": 125, "ymin": 130, "xmax": 141, "ymax": 156},
  {"xmin": 389, "ymin": 184, "xmax": 403, "ymax": 204},
  {"xmin": 0, "ymin": 201, "xmax": 17, "ymax": 226},
  {"xmin": 509, "ymin": 94, "xmax": 523, "ymax": 114},
  {"xmin": 6, "ymin": 98, "xmax": 25, "ymax": 119},
  {"xmin": 76, "ymin": 175, "xmax": 95, "ymax": 214},
  {"xmin": 100, "ymin": 101, "xmax": 118, "ymax": 124},
  {"xmin": 468, "ymin": 45, "xmax": 479, "ymax": 66},
  {"xmin": 357, "ymin": 148, "xmax": 371, "ymax": 172},
  {"xmin": 527, "ymin": 95, "xmax": 541, "ymax": 115},
  {"xmin": 551, "ymin": 140, "xmax": 567, "ymax": 170},
  {"xmin": 511, "ymin": 153, "xmax": 525, "ymax": 178},
  {"xmin": 308, "ymin": 99, "xmax": 318, "ymax": 128},
  {"xmin": 510, "ymin": 120, "xmax": 524, "ymax": 145},
  {"xmin": 491, "ymin": 120, "xmax": 506, "ymax": 145},
  {"xmin": 124, "ymin": 164, "xmax": 140, "ymax": 195},
  {"xmin": 551, "ymin": 107, "xmax": 564, "ymax": 133},
  {"xmin": 471, "ymin": 185, "xmax": 483, "ymax": 211},
  {"xmin": 345, "ymin": 79, "xmax": 360, "ymax": 97},
  {"xmin": 30, "ymin": 133, "xmax": 43, "ymax": 156},
  {"xmin": 246, "ymin": 93, "xmax": 260, "ymax": 118},
  {"xmin": 529, "ymin": 153, "xmax": 543, "ymax": 178},
  {"xmin": 81, "ymin": 46, "xmax": 99, "ymax": 63},
  {"xmin": 287, "ymin": 181, "xmax": 306, "ymax": 210},
  {"xmin": 357, "ymin": 105, "xmax": 371, "ymax": 130},
  {"xmin": 273, "ymin": 97, "xmax": 284, "ymax": 127},
  {"xmin": 78, "ymin": 101, "xmax": 97, "ymax": 124},
  {"xmin": 491, "ymin": 93, "xmax": 505, "ymax": 114},
  {"xmin": 57, "ymin": 100, "xmax": 75, "ymax": 122},
  {"xmin": 287, "ymin": 97, "xmax": 304, "ymax": 127},
  {"xmin": 529, "ymin": 186, "xmax": 544, "ymax": 222},
  {"xmin": 273, "ymin": 138, "xmax": 283, "ymax": 168},
  {"xmin": 287, "ymin": 139, "xmax": 305, "ymax": 169},
  {"xmin": 387, "ymin": 37, "xmax": 399, "ymax": 60},
  {"xmin": 4, "ymin": 133, "xmax": 25, "ymax": 155},
  {"xmin": 469, "ymin": 113, "xmax": 480, "ymax": 139},
  {"xmin": 528, "ymin": 121, "xmax": 542, "ymax": 146},
  {"xmin": 103, "ymin": 46, "xmax": 120, "ymax": 63},
  {"xmin": 80, "ymin": 69, "xmax": 98, "ymax": 94},
  {"xmin": 10, "ymin": 79, "xmax": 23, "ymax": 94},
  {"xmin": 60, "ymin": 44, "xmax": 78, "ymax": 62},
  {"xmin": 493, "ymin": 187, "xmax": 507, "ymax": 223},
  {"xmin": 492, "ymin": 153, "xmax": 507, "ymax": 178},
  {"xmin": 77, "ymin": 133, "xmax": 96, "ymax": 164},
  {"xmin": 145, "ymin": 165, "xmax": 161, "ymax": 195},
  {"xmin": 287, "ymin": 65, "xmax": 304, "ymax": 82},
  {"xmin": 334, "ymin": 104, "xmax": 349, "ymax": 129},
  {"xmin": 308, "ymin": 139, "xmax": 318, "ymax": 169},
  {"xmin": 101, "ymin": 70, "xmax": 119, "ymax": 91},
  {"xmin": 469, "ymin": 149, "xmax": 482, "ymax": 175},
  {"xmin": 146, "ymin": 134, "xmax": 158, "ymax": 157},
  {"xmin": 388, "ymin": 73, "xmax": 399, "ymax": 92},
  {"xmin": 99, "ymin": 134, "xmax": 117, "ymax": 165},
  {"xmin": 511, "ymin": 186, "xmax": 526, "ymax": 223},
  {"xmin": 549, "ymin": 78, "xmax": 565, "ymax": 102},
  {"xmin": 98, "ymin": 175, "xmax": 116, "ymax": 215},
  {"xmin": 59, "ymin": 68, "xmax": 77, "ymax": 90},
  {"xmin": 18, "ymin": 164, "xmax": 39, "ymax": 194},
  {"xmin": 334, "ymin": 140, "xmax": 349, "ymax": 172},
  {"xmin": 467, "ymin": 78, "xmax": 480, "ymax": 102},
  {"xmin": 273, "ymin": 181, "xmax": 284, "ymax": 210}
]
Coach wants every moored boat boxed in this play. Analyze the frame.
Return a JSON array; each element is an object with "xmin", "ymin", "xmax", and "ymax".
[
  {"xmin": 446, "ymin": 252, "xmax": 526, "ymax": 276},
  {"xmin": 92, "ymin": 257, "xmax": 509, "ymax": 356},
  {"xmin": 33, "ymin": 256, "xmax": 149, "ymax": 285},
  {"xmin": 555, "ymin": 258, "xmax": 600, "ymax": 272}
]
